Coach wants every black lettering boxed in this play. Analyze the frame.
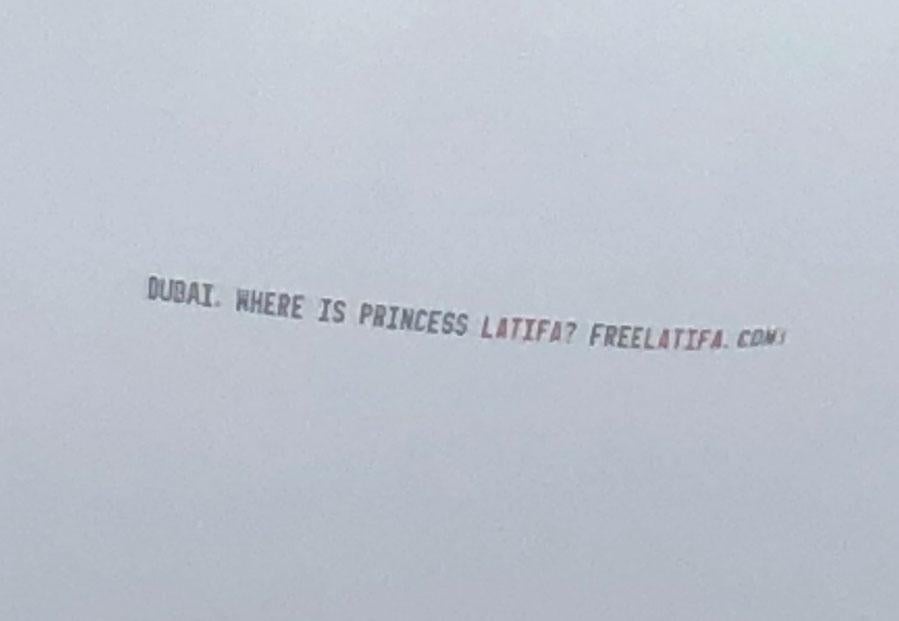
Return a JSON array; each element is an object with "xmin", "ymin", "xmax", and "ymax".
[
  {"xmin": 589, "ymin": 323, "xmax": 605, "ymax": 347},
  {"xmin": 565, "ymin": 321, "xmax": 577, "ymax": 344},
  {"xmin": 373, "ymin": 304, "xmax": 387, "ymax": 327},
  {"xmin": 711, "ymin": 330, "xmax": 724, "ymax": 349},
  {"xmin": 427, "ymin": 310, "xmax": 441, "ymax": 334},
  {"xmin": 186, "ymin": 282, "xmax": 200, "ymax": 305},
  {"xmin": 697, "ymin": 329, "xmax": 710, "ymax": 350},
  {"xmin": 251, "ymin": 290, "xmax": 265, "ymax": 313},
  {"xmin": 172, "ymin": 280, "xmax": 185, "ymax": 303},
  {"xmin": 617, "ymin": 325, "xmax": 631, "ymax": 348},
  {"xmin": 455, "ymin": 313, "xmax": 469, "ymax": 336},
  {"xmin": 414, "ymin": 309, "xmax": 429, "ymax": 332},
  {"xmin": 751, "ymin": 329, "xmax": 764, "ymax": 346},
  {"xmin": 318, "ymin": 298, "xmax": 332, "ymax": 322},
  {"xmin": 387, "ymin": 306, "xmax": 400, "ymax": 330},
  {"xmin": 400, "ymin": 308, "xmax": 415, "ymax": 330},
  {"xmin": 510, "ymin": 317, "xmax": 523, "ymax": 339},
  {"xmin": 604, "ymin": 326, "xmax": 618, "ymax": 347},
  {"xmin": 148, "ymin": 275, "xmax": 160, "ymax": 300},
  {"xmin": 523, "ymin": 318, "xmax": 536, "ymax": 342},
  {"xmin": 333, "ymin": 300, "xmax": 346, "ymax": 323},
  {"xmin": 202, "ymin": 283, "xmax": 214, "ymax": 307},
  {"xmin": 536, "ymin": 319, "xmax": 550, "ymax": 342},
  {"xmin": 291, "ymin": 294, "xmax": 304, "ymax": 319},
  {"xmin": 236, "ymin": 289, "xmax": 250, "ymax": 311},
  {"xmin": 631, "ymin": 326, "xmax": 643, "ymax": 349},
  {"xmin": 442, "ymin": 312, "xmax": 456, "ymax": 335},
  {"xmin": 686, "ymin": 328, "xmax": 698, "ymax": 351},
  {"xmin": 359, "ymin": 302, "xmax": 373, "ymax": 325},
  {"xmin": 276, "ymin": 294, "xmax": 291, "ymax": 317}
]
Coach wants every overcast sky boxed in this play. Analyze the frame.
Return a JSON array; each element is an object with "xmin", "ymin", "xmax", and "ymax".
[{"xmin": 2, "ymin": 2, "xmax": 898, "ymax": 619}]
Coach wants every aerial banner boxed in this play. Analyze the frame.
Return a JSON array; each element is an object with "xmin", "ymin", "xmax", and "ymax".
[{"xmin": 147, "ymin": 274, "xmax": 787, "ymax": 353}]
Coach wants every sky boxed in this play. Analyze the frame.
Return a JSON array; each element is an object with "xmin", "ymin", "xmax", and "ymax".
[{"xmin": 2, "ymin": 2, "xmax": 898, "ymax": 619}]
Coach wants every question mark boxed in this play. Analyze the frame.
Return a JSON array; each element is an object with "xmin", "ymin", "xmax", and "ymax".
[{"xmin": 565, "ymin": 321, "xmax": 578, "ymax": 344}]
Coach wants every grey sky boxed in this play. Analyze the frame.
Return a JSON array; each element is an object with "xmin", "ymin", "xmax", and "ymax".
[{"xmin": 2, "ymin": 2, "xmax": 898, "ymax": 619}]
